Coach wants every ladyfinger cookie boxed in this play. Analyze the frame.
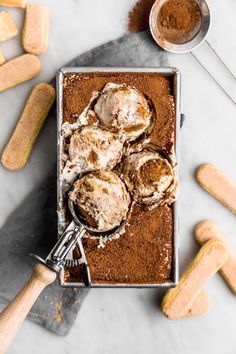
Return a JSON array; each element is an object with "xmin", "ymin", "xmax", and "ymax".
[
  {"xmin": 1, "ymin": 83, "xmax": 55, "ymax": 171},
  {"xmin": 0, "ymin": 11, "xmax": 18, "ymax": 42},
  {"xmin": 195, "ymin": 220, "xmax": 236, "ymax": 294},
  {"xmin": 0, "ymin": 47, "xmax": 5, "ymax": 65},
  {"xmin": 161, "ymin": 239, "xmax": 228, "ymax": 320},
  {"xmin": 185, "ymin": 291, "xmax": 208, "ymax": 317},
  {"xmin": 0, "ymin": 0, "xmax": 26, "ymax": 7},
  {"xmin": 22, "ymin": 3, "xmax": 49, "ymax": 55},
  {"xmin": 196, "ymin": 163, "xmax": 236, "ymax": 215},
  {"xmin": 0, "ymin": 54, "xmax": 41, "ymax": 92}
]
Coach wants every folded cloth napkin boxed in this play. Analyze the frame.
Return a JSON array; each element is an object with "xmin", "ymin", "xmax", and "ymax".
[{"xmin": 0, "ymin": 30, "xmax": 168, "ymax": 336}]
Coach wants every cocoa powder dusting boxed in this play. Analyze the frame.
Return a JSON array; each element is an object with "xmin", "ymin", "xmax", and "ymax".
[
  {"xmin": 63, "ymin": 71, "xmax": 176, "ymax": 284},
  {"xmin": 128, "ymin": 0, "xmax": 155, "ymax": 32},
  {"xmin": 63, "ymin": 73, "xmax": 171, "ymax": 123},
  {"xmin": 141, "ymin": 159, "xmax": 165, "ymax": 185},
  {"xmin": 68, "ymin": 205, "xmax": 173, "ymax": 284},
  {"xmin": 158, "ymin": 0, "xmax": 202, "ymax": 44}
]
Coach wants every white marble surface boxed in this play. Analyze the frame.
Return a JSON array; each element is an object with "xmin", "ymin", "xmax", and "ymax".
[{"xmin": 1, "ymin": 0, "xmax": 236, "ymax": 353}]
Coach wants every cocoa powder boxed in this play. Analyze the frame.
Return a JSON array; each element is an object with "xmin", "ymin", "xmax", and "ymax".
[
  {"xmin": 63, "ymin": 72, "xmax": 175, "ymax": 153},
  {"xmin": 63, "ymin": 72, "xmax": 176, "ymax": 284},
  {"xmin": 68, "ymin": 204, "xmax": 173, "ymax": 284},
  {"xmin": 128, "ymin": 0, "xmax": 155, "ymax": 32},
  {"xmin": 157, "ymin": 0, "xmax": 202, "ymax": 44}
]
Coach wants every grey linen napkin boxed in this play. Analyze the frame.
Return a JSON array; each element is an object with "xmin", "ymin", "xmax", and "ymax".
[{"xmin": 0, "ymin": 30, "xmax": 168, "ymax": 336}]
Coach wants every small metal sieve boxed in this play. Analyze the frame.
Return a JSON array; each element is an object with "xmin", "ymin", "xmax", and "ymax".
[
  {"xmin": 150, "ymin": 0, "xmax": 210, "ymax": 54},
  {"xmin": 149, "ymin": 0, "xmax": 236, "ymax": 106}
]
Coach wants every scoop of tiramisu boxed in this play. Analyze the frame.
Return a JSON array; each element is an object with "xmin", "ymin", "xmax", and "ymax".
[
  {"xmin": 62, "ymin": 126, "xmax": 123, "ymax": 186},
  {"xmin": 94, "ymin": 83, "xmax": 152, "ymax": 141},
  {"xmin": 69, "ymin": 170, "xmax": 131, "ymax": 232},
  {"xmin": 122, "ymin": 150, "xmax": 177, "ymax": 206}
]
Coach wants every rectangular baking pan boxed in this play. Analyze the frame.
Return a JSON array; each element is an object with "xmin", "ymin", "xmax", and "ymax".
[{"xmin": 57, "ymin": 67, "xmax": 180, "ymax": 288}]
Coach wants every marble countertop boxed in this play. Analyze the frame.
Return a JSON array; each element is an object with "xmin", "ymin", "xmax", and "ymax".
[{"xmin": 1, "ymin": 0, "xmax": 236, "ymax": 353}]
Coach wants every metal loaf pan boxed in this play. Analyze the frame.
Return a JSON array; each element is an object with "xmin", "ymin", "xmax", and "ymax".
[{"xmin": 57, "ymin": 67, "xmax": 180, "ymax": 288}]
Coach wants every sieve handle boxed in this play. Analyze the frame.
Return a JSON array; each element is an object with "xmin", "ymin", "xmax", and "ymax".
[
  {"xmin": 0, "ymin": 263, "xmax": 56, "ymax": 354},
  {"xmin": 190, "ymin": 41, "xmax": 236, "ymax": 106}
]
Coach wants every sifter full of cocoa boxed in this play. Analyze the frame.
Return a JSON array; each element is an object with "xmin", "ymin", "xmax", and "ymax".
[
  {"xmin": 149, "ymin": 0, "xmax": 236, "ymax": 106},
  {"xmin": 149, "ymin": 0, "xmax": 210, "ymax": 53}
]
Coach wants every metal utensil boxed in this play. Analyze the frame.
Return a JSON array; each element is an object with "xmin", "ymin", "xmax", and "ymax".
[
  {"xmin": 0, "ymin": 194, "xmax": 125, "ymax": 353},
  {"xmin": 149, "ymin": 0, "xmax": 236, "ymax": 106},
  {"xmin": 34, "ymin": 198, "xmax": 92, "ymax": 286},
  {"xmin": 44, "ymin": 195, "xmax": 129, "ymax": 286},
  {"xmin": 150, "ymin": 0, "xmax": 210, "ymax": 54}
]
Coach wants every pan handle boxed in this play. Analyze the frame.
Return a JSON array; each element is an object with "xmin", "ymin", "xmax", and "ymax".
[{"xmin": 0, "ymin": 263, "xmax": 56, "ymax": 354}]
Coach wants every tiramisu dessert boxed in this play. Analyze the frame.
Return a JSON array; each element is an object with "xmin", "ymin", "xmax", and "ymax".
[{"xmin": 59, "ymin": 72, "xmax": 178, "ymax": 285}]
